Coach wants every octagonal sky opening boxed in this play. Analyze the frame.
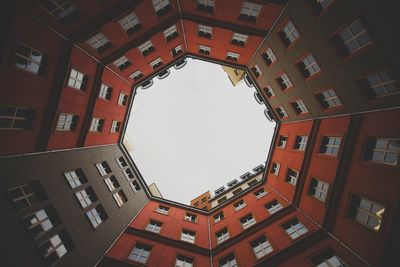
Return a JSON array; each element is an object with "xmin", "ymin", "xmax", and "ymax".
[{"xmin": 125, "ymin": 58, "xmax": 276, "ymax": 205}]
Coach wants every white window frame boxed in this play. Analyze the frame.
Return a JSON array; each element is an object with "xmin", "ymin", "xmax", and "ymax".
[
  {"xmin": 271, "ymin": 162, "xmax": 280, "ymax": 176},
  {"xmin": 118, "ymin": 12, "xmax": 140, "ymax": 32},
  {"xmin": 86, "ymin": 32, "xmax": 110, "ymax": 51},
  {"xmin": 299, "ymin": 54, "xmax": 321, "ymax": 77},
  {"xmin": 233, "ymin": 200, "xmax": 246, "ymax": 211},
  {"xmin": 118, "ymin": 92, "xmax": 128, "ymax": 106},
  {"xmin": 251, "ymin": 236, "xmax": 273, "ymax": 259},
  {"xmin": 266, "ymin": 200, "xmax": 283, "ymax": 214},
  {"xmin": 240, "ymin": 1, "xmax": 262, "ymax": 19},
  {"xmin": 282, "ymin": 218, "xmax": 309, "ymax": 239},
  {"xmin": 198, "ymin": 44, "xmax": 211, "ymax": 54},
  {"xmin": 157, "ymin": 205, "xmax": 169, "ymax": 215},
  {"xmin": 281, "ymin": 20, "xmax": 300, "ymax": 44},
  {"xmin": 254, "ymin": 188, "xmax": 267, "ymax": 199},
  {"xmin": 263, "ymin": 47, "xmax": 276, "ymax": 65},
  {"xmin": 181, "ymin": 230, "xmax": 195, "ymax": 244},
  {"xmin": 319, "ymin": 89, "xmax": 342, "ymax": 108},
  {"xmin": 309, "ymin": 178, "xmax": 329, "ymax": 202},
  {"xmin": 295, "ymin": 136, "xmax": 308, "ymax": 151},
  {"xmin": 232, "ymin": 32, "xmax": 248, "ymax": 44},
  {"xmin": 164, "ymin": 25, "xmax": 177, "ymax": 40},
  {"xmin": 293, "ymin": 99, "xmax": 308, "ymax": 114},
  {"xmin": 67, "ymin": 68, "xmax": 86, "ymax": 90},
  {"xmin": 110, "ymin": 120, "xmax": 120, "ymax": 133},
  {"xmin": 216, "ymin": 228, "xmax": 230, "ymax": 244},
  {"xmin": 240, "ymin": 214, "xmax": 256, "ymax": 229},
  {"xmin": 113, "ymin": 56, "xmax": 130, "ymax": 69},
  {"xmin": 89, "ymin": 117, "xmax": 104, "ymax": 132},
  {"xmin": 98, "ymin": 83, "xmax": 112, "ymax": 100},
  {"xmin": 56, "ymin": 113, "xmax": 77, "ymax": 131}
]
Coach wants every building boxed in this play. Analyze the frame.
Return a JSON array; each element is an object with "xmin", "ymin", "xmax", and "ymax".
[
  {"xmin": 1, "ymin": 0, "xmax": 399, "ymax": 267},
  {"xmin": 222, "ymin": 66, "xmax": 245, "ymax": 86}
]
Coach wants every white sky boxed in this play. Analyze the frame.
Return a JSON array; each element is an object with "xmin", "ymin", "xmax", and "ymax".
[{"xmin": 125, "ymin": 58, "xmax": 275, "ymax": 204}]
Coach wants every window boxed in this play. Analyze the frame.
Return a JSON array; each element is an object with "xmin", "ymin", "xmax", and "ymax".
[
  {"xmin": 240, "ymin": 213, "xmax": 256, "ymax": 229},
  {"xmin": 254, "ymin": 188, "xmax": 267, "ymax": 199},
  {"xmin": 216, "ymin": 228, "xmax": 230, "ymax": 244},
  {"xmin": 332, "ymin": 19, "xmax": 372, "ymax": 58},
  {"xmin": 86, "ymin": 204, "xmax": 107, "ymax": 228},
  {"xmin": 99, "ymin": 83, "xmax": 112, "ymax": 100},
  {"xmin": 348, "ymin": 195, "xmax": 385, "ymax": 231},
  {"xmin": 316, "ymin": 89, "xmax": 342, "ymax": 109},
  {"xmin": 86, "ymin": 32, "xmax": 112, "ymax": 53},
  {"xmin": 123, "ymin": 168, "xmax": 134, "ymax": 180},
  {"xmin": 297, "ymin": 54, "xmax": 321, "ymax": 78},
  {"xmin": 251, "ymin": 64, "xmax": 262, "ymax": 78},
  {"xmin": 55, "ymin": 113, "xmax": 78, "ymax": 131},
  {"xmin": 270, "ymin": 162, "xmax": 280, "ymax": 176},
  {"xmin": 250, "ymin": 236, "xmax": 273, "ymax": 259},
  {"xmin": 89, "ymin": 118, "xmax": 104, "ymax": 132},
  {"xmin": 357, "ymin": 70, "xmax": 400, "ymax": 100},
  {"xmin": 14, "ymin": 42, "xmax": 48, "ymax": 76},
  {"xmin": 118, "ymin": 12, "xmax": 141, "ymax": 34},
  {"xmin": 104, "ymin": 176, "xmax": 120, "ymax": 192},
  {"xmin": 184, "ymin": 213, "xmax": 197, "ymax": 223},
  {"xmin": 152, "ymin": 0, "xmax": 171, "ymax": 17},
  {"xmin": 23, "ymin": 206, "xmax": 58, "ymax": 238},
  {"xmin": 172, "ymin": 45, "xmax": 183, "ymax": 57},
  {"xmin": 282, "ymin": 218, "xmax": 309, "ymax": 239},
  {"xmin": 265, "ymin": 200, "xmax": 283, "ymax": 214},
  {"xmin": 39, "ymin": 0, "xmax": 81, "ymax": 25},
  {"xmin": 118, "ymin": 92, "xmax": 128, "ymax": 106},
  {"xmin": 0, "ymin": 105, "xmax": 35, "ymax": 130},
  {"xmin": 164, "ymin": 25, "xmax": 178, "ymax": 41},
  {"xmin": 275, "ymin": 106, "xmax": 288, "ymax": 119},
  {"xmin": 264, "ymin": 84, "xmax": 275, "ymax": 98},
  {"xmin": 233, "ymin": 199, "xmax": 246, "ymax": 211},
  {"xmin": 145, "ymin": 220, "xmax": 162, "ymax": 234},
  {"xmin": 38, "ymin": 231, "xmax": 72, "ymax": 266},
  {"xmin": 157, "ymin": 205, "xmax": 169, "ymax": 215},
  {"xmin": 75, "ymin": 187, "xmax": 98, "ymax": 209},
  {"xmin": 116, "ymin": 156, "xmax": 127, "ymax": 168},
  {"xmin": 291, "ymin": 99, "xmax": 309, "ymax": 115},
  {"xmin": 309, "ymin": 178, "xmax": 329, "ymax": 203},
  {"xmin": 214, "ymin": 211, "xmax": 224, "ymax": 223},
  {"xmin": 138, "ymin": 40, "xmax": 155, "ymax": 56},
  {"xmin": 7, "ymin": 181, "xmax": 47, "ymax": 211},
  {"xmin": 175, "ymin": 254, "xmax": 194, "ymax": 267},
  {"xmin": 276, "ymin": 73, "xmax": 293, "ymax": 90},
  {"xmin": 362, "ymin": 137, "xmax": 400, "ymax": 166},
  {"xmin": 319, "ymin": 136, "xmax": 342, "ymax": 156},
  {"xmin": 262, "ymin": 48, "xmax": 277, "ymax": 67},
  {"xmin": 219, "ymin": 253, "xmax": 237, "ymax": 267},
  {"xmin": 217, "ymin": 196, "xmax": 227, "ymax": 204},
  {"xmin": 96, "ymin": 161, "xmax": 111, "ymax": 176},
  {"xmin": 240, "ymin": 1, "xmax": 262, "ymax": 22},
  {"xmin": 215, "ymin": 187, "xmax": 225, "ymax": 195},
  {"xmin": 311, "ymin": 248, "xmax": 348, "ymax": 267},
  {"xmin": 248, "ymin": 179, "xmax": 258, "ymax": 187},
  {"xmin": 198, "ymin": 24, "xmax": 212, "ymax": 38},
  {"xmin": 226, "ymin": 52, "xmax": 239, "ymax": 62},
  {"xmin": 113, "ymin": 56, "xmax": 132, "ymax": 71},
  {"xmin": 285, "ymin": 168, "xmax": 298, "ymax": 186},
  {"xmin": 67, "ymin": 68, "xmax": 88, "ymax": 91},
  {"xmin": 181, "ymin": 229, "xmax": 195, "ymax": 243},
  {"xmin": 231, "ymin": 33, "xmax": 248, "ymax": 46},
  {"xmin": 227, "ymin": 179, "xmax": 238, "ymax": 187},
  {"xmin": 150, "ymin": 57, "xmax": 163, "ymax": 69},
  {"xmin": 294, "ymin": 136, "xmax": 308, "ymax": 151},
  {"xmin": 64, "ymin": 169, "xmax": 87, "ymax": 189},
  {"xmin": 110, "ymin": 120, "xmax": 121, "ymax": 133},
  {"xmin": 279, "ymin": 20, "xmax": 300, "ymax": 47},
  {"xmin": 129, "ymin": 243, "xmax": 151, "ymax": 264},
  {"xmin": 198, "ymin": 45, "xmax": 211, "ymax": 55},
  {"xmin": 307, "ymin": 0, "xmax": 335, "ymax": 16},
  {"xmin": 197, "ymin": 0, "xmax": 214, "ymax": 12},
  {"xmin": 278, "ymin": 135, "xmax": 288, "ymax": 148},
  {"xmin": 232, "ymin": 188, "xmax": 242, "ymax": 196},
  {"xmin": 130, "ymin": 180, "xmax": 141, "ymax": 193},
  {"xmin": 113, "ymin": 190, "xmax": 128, "ymax": 207}
]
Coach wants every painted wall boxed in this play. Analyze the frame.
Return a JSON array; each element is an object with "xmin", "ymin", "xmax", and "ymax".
[{"xmin": 0, "ymin": 9, "xmax": 64, "ymax": 156}]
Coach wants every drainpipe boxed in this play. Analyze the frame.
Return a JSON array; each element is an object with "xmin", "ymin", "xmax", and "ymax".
[{"xmin": 207, "ymin": 215, "xmax": 214, "ymax": 267}]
